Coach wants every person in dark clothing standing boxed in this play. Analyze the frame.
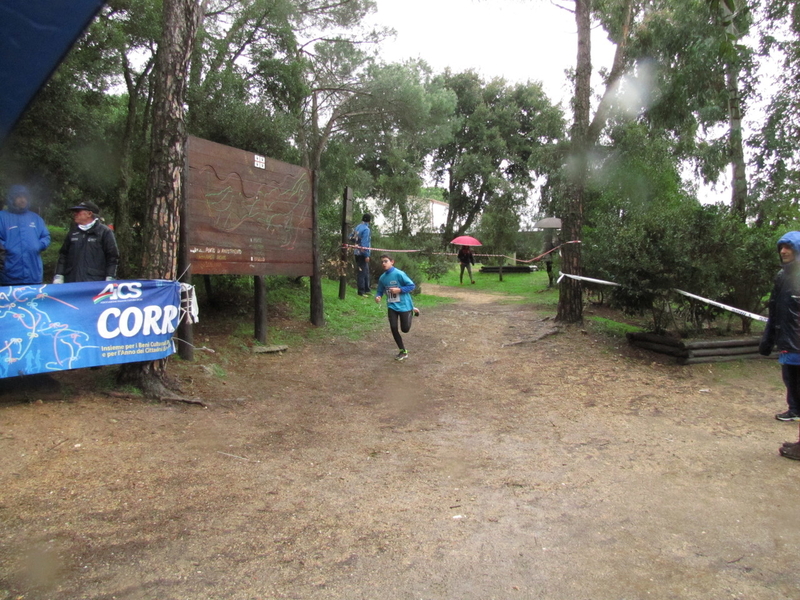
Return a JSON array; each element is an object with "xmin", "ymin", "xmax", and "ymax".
[
  {"xmin": 758, "ymin": 231, "xmax": 800, "ymax": 460},
  {"xmin": 542, "ymin": 231, "xmax": 557, "ymax": 289},
  {"xmin": 53, "ymin": 200, "xmax": 119, "ymax": 283},
  {"xmin": 457, "ymin": 245, "xmax": 475, "ymax": 285}
]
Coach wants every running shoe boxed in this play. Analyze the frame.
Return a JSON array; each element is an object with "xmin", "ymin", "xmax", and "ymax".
[
  {"xmin": 775, "ymin": 410, "xmax": 800, "ymax": 421},
  {"xmin": 780, "ymin": 444, "xmax": 800, "ymax": 460},
  {"xmin": 395, "ymin": 350, "xmax": 408, "ymax": 361}
]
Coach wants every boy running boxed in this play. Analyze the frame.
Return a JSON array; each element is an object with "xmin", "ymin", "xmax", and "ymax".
[{"xmin": 375, "ymin": 254, "xmax": 417, "ymax": 360}]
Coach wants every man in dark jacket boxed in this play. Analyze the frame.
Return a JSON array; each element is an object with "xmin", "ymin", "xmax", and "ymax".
[
  {"xmin": 0, "ymin": 185, "xmax": 50, "ymax": 285},
  {"xmin": 758, "ymin": 231, "xmax": 800, "ymax": 459},
  {"xmin": 53, "ymin": 200, "xmax": 119, "ymax": 283}
]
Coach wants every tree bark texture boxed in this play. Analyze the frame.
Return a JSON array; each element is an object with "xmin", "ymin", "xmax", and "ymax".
[
  {"xmin": 310, "ymin": 169, "xmax": 325, "ymax": 325},
  {"xmin": 119, "ymin": 0, "xmax": 205, "ymax": 396},
  {"xmin": 557, "ymin": 0, "xmax": 592, "ymax": 325},
  {"xmin": 727, "ymin": 64, "xmax": 747, "ymax": 219},
  {"xmin": 142, "ymin": 0, "xmax": 205, "ymax": 281}
]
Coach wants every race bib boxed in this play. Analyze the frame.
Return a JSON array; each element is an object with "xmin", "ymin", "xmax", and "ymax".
[{"xmin": 387, "ymin": 288, "xmax": 400, "ymax": 303}]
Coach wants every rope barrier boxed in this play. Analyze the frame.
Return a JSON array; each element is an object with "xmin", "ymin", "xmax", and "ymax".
[
  {"xmin": 344, "ymin": 241, "xmax": 765, "ymax": 322},
  {"xmin": 557, "ymin": 273, "xmax": 767, "ymax": 322},
  {"xmin": 342, "ymin": 240, "xmax": 581, "ymax": 263},
  {"xmin": 674, "ymin": 289, "xmax": 767, "ymax": 323}
]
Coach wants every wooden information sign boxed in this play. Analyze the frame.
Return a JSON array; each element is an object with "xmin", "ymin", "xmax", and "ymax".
[{"xmin": 185, "ymin": 135, "xmax": 313, "ymax": 276}]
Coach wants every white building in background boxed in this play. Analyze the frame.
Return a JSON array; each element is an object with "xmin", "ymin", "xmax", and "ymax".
[{"xmin": 366, "ymin": 196, "xmax": 449, "ymax": 234}]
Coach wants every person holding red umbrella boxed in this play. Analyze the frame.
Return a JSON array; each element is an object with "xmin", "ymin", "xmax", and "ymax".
[
  {"xmin": 457, "ymin": 245, "xmax": 475, "ymax": 284},
  {"xmin": 450, "ymin": 235, "xmax": 481, "ymax": 285}
]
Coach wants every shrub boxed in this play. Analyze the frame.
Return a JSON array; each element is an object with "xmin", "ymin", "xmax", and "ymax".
[{"xmin": 585, "ymin": 201, "xmax": 778, "ymax": 335}]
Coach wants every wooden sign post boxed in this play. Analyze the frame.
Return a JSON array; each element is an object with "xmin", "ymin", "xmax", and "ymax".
[
  {"xmin": 181, "ymin": 136, "xmax": 314, "ymax": 358},
  {"xmin": 339, "ymin": 186, "xmax": 353, "ymax": 300}
]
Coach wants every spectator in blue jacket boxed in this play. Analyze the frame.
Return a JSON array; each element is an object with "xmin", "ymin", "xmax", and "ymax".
[
  {"xmin": 0, "ymin": 185, "xmax": 51, "ymax": 285},
  {"xmin": 352, "ymin": 213, "xmax": 372, "ymax": 296}
]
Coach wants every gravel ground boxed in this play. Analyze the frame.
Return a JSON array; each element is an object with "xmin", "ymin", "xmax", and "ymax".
[{"xmin": 0, "ymin": 285, "xmax": 798, "ymax": 599}]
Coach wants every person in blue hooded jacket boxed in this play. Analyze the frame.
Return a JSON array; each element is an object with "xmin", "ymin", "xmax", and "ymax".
[
  {"xmin": 760, "ymin": 232, "xmax": 800, "ymax": 428},
  {"xmin": 0, "ymin": 185, "xmax": 51, "ymax": 285}
]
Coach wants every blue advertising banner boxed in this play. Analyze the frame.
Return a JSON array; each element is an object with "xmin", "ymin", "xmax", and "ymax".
[{"xmin": 0, "ymin": 280, "xmax": 181, "ymax": 379}]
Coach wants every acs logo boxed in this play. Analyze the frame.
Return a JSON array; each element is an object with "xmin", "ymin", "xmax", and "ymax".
[{"xmin": 93, "ymin": 282, "xmax": 143, "ymax": 303}]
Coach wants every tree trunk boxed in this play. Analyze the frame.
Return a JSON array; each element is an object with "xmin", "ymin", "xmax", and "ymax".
[
  {"xmin": 305, "ymin": 92, "xmax": 325, "ymax": 326},
  {"xmin": 142, "ymin": 1, "xmax": 205, "ymax": 281},
  {"xmin": 117, "ymin": 0, "xmax": 206, "ymax": 397},
  {"xmin": 727, "ymin": 63, "xmax": 747, "ymax": 219},
  {"xmin": 310, "ymin": 169, "xmax": 324, "ymax": 326},
  {"xmin": 114, "ymin": 55, "xmax": 152, "ymax": 277},
  {"xmin": 556, "ymin": 0, "xmax": 592, "ymax": 325}
]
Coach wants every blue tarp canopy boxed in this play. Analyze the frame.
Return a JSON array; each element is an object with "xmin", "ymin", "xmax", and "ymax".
[{"xmin": 0, "ymin": 0, "xmax": 107, "ymax": 141}]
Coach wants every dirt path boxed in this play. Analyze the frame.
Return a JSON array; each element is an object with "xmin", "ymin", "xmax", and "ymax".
[{"xmin": 1, "ymin": 286, "xmax": 798, "ymax": 599}]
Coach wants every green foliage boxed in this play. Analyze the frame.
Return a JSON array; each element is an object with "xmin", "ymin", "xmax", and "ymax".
[
  {"xmin": 579, "ymin": 120, "xmax": 778, "ymax": 334},
  {"xmin": 188, "ymin": 0, "xmax": 306, "ymax": 162},
  {"xmin": 344, "ymin": 61, "xmax": 458, "ymax": 236},
  {"xmin": 750, "ymin": 0, "xmax": 800, "ymax": 225},
  {"xmin": 585, "ymin": 198, "xmax": 778, "ymax": 334},
  {"xmin": 41, "ymin": 226, "xmax": 68, "ymax": 283},
  {"xmin": 431, "ymin": 71, "xmax": 566, "ymax": 240},
  {"xmin": 587, "ymin": 316, "xmax": 645, "ymax": 337},
  {"xmin": 0, "ymin": 62, "xmax": 121, "ymax": 218},
  {"xmin": 624, "ymin": 0, "xmax": 755, "ymax": 185},
  {"xmin": 194, "ymin": 275, "xmax": 453, "ymax": 346},
  {"xmin": 419, "ymin": 187, "xmax": 446, "ymax": 201}
]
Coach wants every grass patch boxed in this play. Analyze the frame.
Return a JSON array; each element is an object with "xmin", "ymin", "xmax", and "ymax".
[
  {"xmin": 587, "ymin": 315, "xmax": 645, "ymax": 337},
  {"xmin": 262, "ymin": 277, "xmax": 455, "ymax": 345},
  {"xmin": 427, "ymin": 264, "xmax": 558, "ymax": 305}
]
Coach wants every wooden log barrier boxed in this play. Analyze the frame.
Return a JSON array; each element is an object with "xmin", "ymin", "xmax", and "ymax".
[
  {"xmin": 678, "ymin": 353, "xmax": 769, "ymax": 365},
  {"xmin": 627, "ymin": 332, "xmax": 774, "ymax": 364},
  {"xmin": 628, "ymin": 340, "xmax": 687, "ymax": 358}
]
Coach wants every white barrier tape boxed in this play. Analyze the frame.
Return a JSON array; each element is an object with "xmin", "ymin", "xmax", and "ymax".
[
  {"xmin": 556, "ymin": 273, "xmax": 767, "ymax": 323},
  {"xmin": 343, "ymin": 240, "xmax": 581, "ymax": 264},
  {"xmin": 674, "ymin": 289, "xmax": 767, "ymax": 322},
  {"xmin": 557, "ymin": 272, "xmax": 620, "ymax": 286}
]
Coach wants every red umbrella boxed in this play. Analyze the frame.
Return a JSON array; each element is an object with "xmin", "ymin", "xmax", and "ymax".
[{"xmin": 450, "ymin": 235, "xmax": 482, "ymax": 246}]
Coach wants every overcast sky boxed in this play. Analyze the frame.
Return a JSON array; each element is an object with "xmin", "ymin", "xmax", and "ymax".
[
  {"xmin": 363, "ymin": 0, "xmax": 616, "ymax": 108},
  {"xmin": 363, "ymin": 0, "xmax": 738, "ymax": 204}
]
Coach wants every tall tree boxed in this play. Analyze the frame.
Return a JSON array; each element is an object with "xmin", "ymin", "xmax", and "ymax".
[
  {"xmin": 625, "ymin": 0, "xmax": 754, "ymax": 218},
  {"xmin": 187, "ymin": 0, "xmax": 304, "ymax": 159},
  {"xmin": 750, "ymin": 0, "xmax": 800, "ymax": 225},
  {"xmin": 349, "ymin": 61, "xmax": 457, "ymax": 236},
  {"xmin": 557, "ymin": 0, "xmax": 596, "ymax": 324},
  {"xmin": 554, "ymin": 0, "xmax": 753, "ymax": 322},
  {"xmin": 713, "ymin": 0, "xmax": 750, "ymax": 219},
  {"xmin": 431, "ymin": 71, "xmax": 564, "ymax": 243},
  {"xmin": 101, "ymin": 0, "xmax": 162, "ymax": 275},
  {"xmin": 291, "ymin": 0, "xmax": 382, "ymax": 325},
  {"xmin": 118, "ymin": 0, "xmax": 206, "ymax": 398}
]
